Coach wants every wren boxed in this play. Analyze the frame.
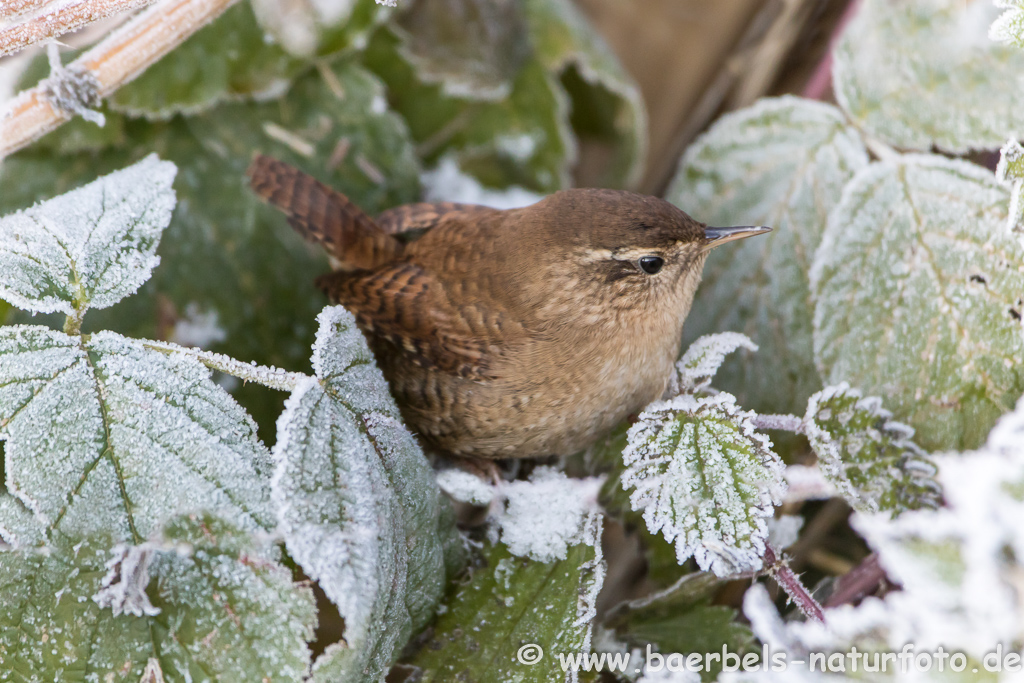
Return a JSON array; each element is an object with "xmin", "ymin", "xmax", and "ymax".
[{"xmin": 248, "ymin": 155, "xmax": 769, "ymax": 459}]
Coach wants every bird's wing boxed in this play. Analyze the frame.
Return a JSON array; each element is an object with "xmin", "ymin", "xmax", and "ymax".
[
  {"xmin": 317, "ymin": 261, "xmax": 526, "ymax": 380},
  {"xmin": 247, "ymin": 154, "xmax": 403, "ymax": 270},
  {"xmin": 375, "ymin": 202, "xmax": 499, "ymax": 241}
]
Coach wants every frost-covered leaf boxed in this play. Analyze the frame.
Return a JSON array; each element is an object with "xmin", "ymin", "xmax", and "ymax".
[
  {"xmin": 674, "ymin": 332, "xmax": 757, "ymax": 394},
  {"xmin": 621, "ymin": 393, "xmax": 786, "ymax": 577},
  {"xmin": 0, "ymin": 514, "xmax": 315, "ymax": 682},
  {"xmin": 0, "ymin": 325, "xmax": 273, "ymax": 544},
  {"xmin": 406, "ymin": 516, "xmax": 604, "ymax": 683},
  {"xmin": 1, "ymin": 60, "xmax": 420, "ymax": 434},
  {"xmin": 803, "ymin": 384, "xmax": 941, "ymax": 515},
  {"xmin": 252, "ymin": 0, "xmax": 391, "ymax": 59},
  {"xmin": 272, "ymin": 306, "xmax": 463, "ymax": 683},
  {"xmin": 991, "ymin": 0, "xmax": 1024, "ymax": 46},
  {"xmin": 523, "ymin": 0, "xmax": 647, "ymax": 188},
  {"xmin": 0, "ymin": 155, "xmax": 175, "ymax": 317},
  {"xmin": 364, "ymin": 18, "xmax": 573, "ymax": 192},
  {"xmin": 668, "ymin": 97, "xmax": 868, "ymax": 417},
  {"xmin": 834, "ymin": 0, "xmax": 1024, "ymax": 153},
  {"xmin": 110, "ymin": 0, "xmax": 385, "ymax": 118},
  {"xmin": 811, "ymin": 155, "xmax": 1024, "ymax": 452}
]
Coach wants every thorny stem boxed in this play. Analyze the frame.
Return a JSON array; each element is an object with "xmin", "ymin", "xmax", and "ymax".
[
  {"xmin": 0, "ymin": 0, "xmax": 159, "ymax": 59},
  {"xmin": 0, "ymin": 0, "xmax": 239, "ymax": 160},
  {"xmin": 764, "ymin": 543, "xmax": 826, "ymax": 624}
]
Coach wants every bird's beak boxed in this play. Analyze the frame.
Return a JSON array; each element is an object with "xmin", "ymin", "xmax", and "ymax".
[{"xmin": 702, "ymin": 225, "xmax": 772, "ymax": 251}]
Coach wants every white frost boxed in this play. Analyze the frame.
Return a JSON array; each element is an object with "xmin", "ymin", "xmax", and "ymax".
[
  {"xmin": 495, "ymin": 467, "xmax": 602, "ymax": 563},
  {"xmin": 169, "ymin": 302, "xmax": 227, "ymax": 349},
  {"xmin": 435, "ymin": 468, "xmax": 496, "ymax": 506},
  {"xmin": 673, "ymin": 332, "xmax": 757, "ymax": 395},
  {"xmin": 92, "ymin": 542, "xmax": 161, "ymax": 617},
  {"xmin": 420, "ymin": 156, "xmax": 543, "ymax": 210}
]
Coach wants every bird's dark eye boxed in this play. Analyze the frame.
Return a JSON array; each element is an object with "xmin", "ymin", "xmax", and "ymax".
[{"xmin": 638, "ymin": 256, "xmax": 664, "ymax": 274}]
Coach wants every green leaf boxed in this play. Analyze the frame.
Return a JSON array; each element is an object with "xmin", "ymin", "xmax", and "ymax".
[
  {"xmin": 0, "ymin": 514, "xmax": 315, "ymax": 682},
  {"xmin": 406, "ymin": 525, "xmax": 604, "ymax": 683},
  {"xmin": 110, "ymin": 0, "xmax": 386, "ymax": 119},
  {"xmin": 363, "ymin": 23, "xmax": 572, "ymax": 192},
  {"xmin": 833, "ymin": 0, "xmax": 1024, "ymax": 153},
  {"xmin": 667, "ymin": 97, "xmax": 869, "ymax": 418},
  {"xmin": 0, "ymin": 326, "xmax": 273, "ymax": 545},
  {"xmin": 251, "ymin": 0, "xmax": 390, "ymax": 58},
  {"xmin": 621, "ymin": 393, "xmax": 785, "ymax": 577},
  {"xmin": 803, "ymin": 383, "xmax": 941, "ymax": 515},
  {"xmin": 0, "ymin": 155, "xmax": 175, "ymax": 318},
  {"xmin": 1, "ymin": 60, "xmax": 421, "ymax": 435},
  {"xmin": 524, "ymin": 0, "xmax": 646, "ymax": 188},
  {"xmin": 390, "ymin": 0, "xmax": 531, "ymax": 100},
  {"xmin": 811, "ymin": 155, "xmax": 1024, "ymax": 451},
  {"xmin": 272, "ymin": 306, "xmax": 464, "ymax": 683}
]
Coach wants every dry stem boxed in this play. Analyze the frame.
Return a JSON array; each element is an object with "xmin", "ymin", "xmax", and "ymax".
[
  {"xmin": 1, "ymin": 0, "xmax": 159, "ymax": 58},
  {"xmin": 0, "ymin": 0, "xmax": 238, "ymax": 159}
]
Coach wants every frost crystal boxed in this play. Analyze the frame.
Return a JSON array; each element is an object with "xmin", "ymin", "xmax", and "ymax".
[
  {"xmin": 495, "ymin": 466, "xmax": 603, "ymax": 563},
  {"xmin": 421, "ymin": 156, "xmax": 544, "ymax": 209},
  {"xmin": 621, "ymin": 393, "xmax": 786, "ymax": 577},
  {"xmin": 834, "ymin": 0, "xmax": 1024, "ymax": 153},
  {"xmin": 272, "ymin": 306, "xmax": 460, "ymax": 683},
  {"xmin": 92, "ymin": 542, "xmax": 161, "ymax": 617},
  {"xmin": 812, "ymin": 155, "xmax": 1024, "ymax": 452},
  {"xmin": 996, "ymin": 138, "xmax": 1024, "ymax": 240},
  {"xmin": 674, "ymin": 332, "xmax": 757, "ymax": 394},
  {"xmin": 668, "ymin": 97, "xmax": 868, "ymax": 416},
  {"xmin": 803, "ymin": 383, "xmax": 940, "ymax": 514},
  {"xmin": 436, "ymin": 468, "xmax": 496, "ymax": 506},
  {"xmin": 0, "ymin": 155, "xmax": 176, "ymax": 316}
]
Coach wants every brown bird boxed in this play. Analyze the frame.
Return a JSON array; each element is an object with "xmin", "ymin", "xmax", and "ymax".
[{"xmin": 248, "ymin": 155, "xmax": 769, "ymax": 460}]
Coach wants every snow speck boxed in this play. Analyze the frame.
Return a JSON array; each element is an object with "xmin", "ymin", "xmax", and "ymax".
[
  {"xmin": 436, "ymin": 468, "xmax": 496, "ymax": 506},
  {"xmin": 420, "ymin": 156, "xmax": 543, "ymax": 210},
  {"xmin": 170, "ymin": 302, "xmax": 227, "ymax": 349}
]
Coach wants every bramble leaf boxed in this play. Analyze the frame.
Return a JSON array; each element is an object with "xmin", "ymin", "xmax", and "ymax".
[
  {"xmin": 405, "ymin": 516, "xmax": 604, "ymax": 683},
  {"xmin": 0, "ymin": 326, "xmax": 274, "ymax": 545},
  {"xmin": 811, "ymin": 155, "xmax": 1024, "ymax": 451},
  {"xmin": 621, "ymin": 393, "xmax": 786, "ymax": 577},
  {"xmin": 272, "ymin": 306, "xmax": 464, "ymax": 683},
  {"xmin": 803, "ymin": 383, "xmax": 941, "ymax": 515},
  {"xmin": 667, "ymin": 97, "xmax": 868, "ymax": 417},
  {"xmin": 833, "ymin": 0, "xmax": 1024, "ymax": 153},
  {"xmin": 0, "ymin": 514, "xmax": 315, "ymax": 682},
  {"xmin": 0, "ymin": 155, "xmax": 175, "ymax": 317}
]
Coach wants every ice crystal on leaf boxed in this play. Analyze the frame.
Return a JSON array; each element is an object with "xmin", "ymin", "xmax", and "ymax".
[
  {"xmin": 0, "ymin": 155, "xmax": 175, "ymax": 318},
  {"xmin": 812, "ymin": 155, "xmax": 1024, "ymax": 452},
  {"xmin": 0, "ymin": 326, "xmax": 275, "ymax": 544},
  {"xmin": 272, "ymin": 306, "xmax": 462, "ymax": 683},
  {"xmin": 621, "ymin": 393, "xmax": 786, "ymax": 577},
  {"xmin": 668, "ymin": 97, "xmax": 868, "ymax": 416},
  {"xmin": 494, "ymin": 466, "xmax": 603, "ymax": 563},
  {"xmin": 803, "ymin": 383, "xmax": 941, "ymax": 515},
  {"xmin": 0, "ymin": 515, "xmax": 316, "ymax": 682},
  {"xmin": 834, "ymin": 0, "xmax": 1024, "ymax": 153},
  {"xmin": 991, "ymin": 0, "xmax": 1024, "ymax": 46}
]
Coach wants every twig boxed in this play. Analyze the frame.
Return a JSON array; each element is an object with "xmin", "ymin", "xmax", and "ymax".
[
  {"xmin": 0, "ymin": 0, "xmax": 239, "ymax": 160},
  {"xmin": 801, "ymin": 0, "xmax": 863, "ymax": 101},
  {"xmin": 1, "ymin": 0, "xmax": 54, "ymax": 24},
  {"xmin": 142, "ymin": 339, "xmax": 310, "ymax": 391},
  {"xmin": 764, "ymin": 543, "xmax": 825, "ymax": 623},
  {"xmin": 753, "ymin": 413, "xmax": 804, "ymax": 433},
  {"xmin": 0, "ymin": 0, "xmax": 159, "ymax": 58}
]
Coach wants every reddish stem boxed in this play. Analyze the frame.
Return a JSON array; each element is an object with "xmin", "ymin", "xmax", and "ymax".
[
  {"xmin": 764, "ymin": 544, "xmax": 826, "ymax": 623},
  {"xmin": 801, "ymin": 0, "xmax": 863, "ymax": 101}
]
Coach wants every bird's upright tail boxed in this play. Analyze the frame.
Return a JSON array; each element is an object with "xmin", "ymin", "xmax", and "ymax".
[{"xmin": 246, "ymin": 154, "xmax": 403, "ymax": 271}]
